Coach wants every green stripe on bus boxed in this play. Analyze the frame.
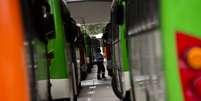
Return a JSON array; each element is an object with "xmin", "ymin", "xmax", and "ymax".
[
  {"xmin": 161, "ymin": 0, "xmax": 184, "ymax": 101},
  {"xmin": 119, "ymin": 1, "xmax": 129, "ymax": 72},
  {"xmin": 84, "ymin": 33, "xmax": 90, "ymax": 56},
  {"xmin": 50, "ymin": 0, "xmax": 68, "ymax": 78}
]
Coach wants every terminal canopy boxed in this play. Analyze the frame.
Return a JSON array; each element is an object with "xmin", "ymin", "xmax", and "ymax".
[{"xmin": 63, "ymin": 0, "xmax": 112, "ymax": 24}]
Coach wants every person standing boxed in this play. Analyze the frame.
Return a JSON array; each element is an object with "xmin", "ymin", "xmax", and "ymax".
[{"xmin": 95, "ymin": 48, "xmax": 106, "ymax": 80}]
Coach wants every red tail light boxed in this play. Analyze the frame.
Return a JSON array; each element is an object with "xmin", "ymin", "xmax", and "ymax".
[{"xmin": 176, "ymin": 32, "xmax": 201, "ymax": 101}]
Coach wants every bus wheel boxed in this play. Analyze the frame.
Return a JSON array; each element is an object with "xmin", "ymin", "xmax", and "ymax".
[{"xmin": 111, "ymin": 73, "xmax": 123, "ymax": 99}]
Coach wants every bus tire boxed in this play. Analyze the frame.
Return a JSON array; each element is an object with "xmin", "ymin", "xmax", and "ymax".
[{"xmin": 111, "ymin": 75, "xmax": 123, "ymax": 99}]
